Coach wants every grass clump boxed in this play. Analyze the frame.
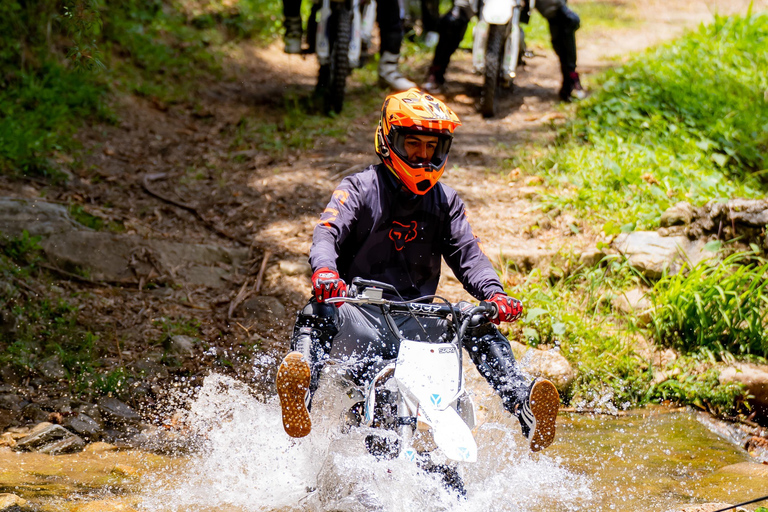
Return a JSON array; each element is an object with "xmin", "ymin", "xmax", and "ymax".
[
  {"xmin": 505, "ymin": 254, "xmax": 751, "ymax": 416},
  {"xmin": 649, "ymin": 251, "xmax": 768, "ymax": 358},
  {"xmin": 526, "ymin": 13, "xmax": 768, "ymax": 233}
]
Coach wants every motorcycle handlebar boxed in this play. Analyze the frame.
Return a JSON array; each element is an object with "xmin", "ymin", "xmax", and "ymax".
[{"xmin": 328, "ymin": 283, "xmax": 498, "ymax": 320}]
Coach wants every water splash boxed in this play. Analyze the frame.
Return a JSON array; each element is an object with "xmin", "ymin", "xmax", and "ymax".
[{"xmin": 140, "ymin": 371, "xmax": 594, "ymax": 512}]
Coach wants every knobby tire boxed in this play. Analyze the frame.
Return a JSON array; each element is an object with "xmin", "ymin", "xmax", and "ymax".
[
  {"xmin": 480, "ymin": 23, "xmax": 505, "ymax": 119},
  {"xmin": 329, "ymin": 4, "xmax": 352, "ymax": 114}
]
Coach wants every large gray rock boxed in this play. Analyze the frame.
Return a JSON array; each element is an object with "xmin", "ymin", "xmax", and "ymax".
[
  {"xmin": 1, "ymin": 197, "xmax": 247, "ymax": 289},
  {"xmin": 511, "ymin": 341, "xmax": 575, "ymax": 393},
  {"xmin": 41, "ymin": 231, "xmax": 246, "ymax": 288},
  {"xmin": 15, "ymin": 424, "xmax": 85, "ymax": 454},
  {"xmin": 613, "ymin": 231, "xmax": 715, "ymax": 279},
  {"xmin": 0, "ymin": 198, "xmax": 80, "ymax": 238},
  {"xmin": 718, "ymin": 362, "xmax": 768, "ymax": 412}
]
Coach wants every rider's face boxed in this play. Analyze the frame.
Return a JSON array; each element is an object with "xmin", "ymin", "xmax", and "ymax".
[{"xmin": 404, "ymin": 134, "xmax": 438, "ymax": 164}]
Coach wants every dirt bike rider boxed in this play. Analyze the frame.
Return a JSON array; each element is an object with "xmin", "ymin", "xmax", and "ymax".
[
  {"xmin": 276, "ymin": 89, "xmax": 560, "ymax": 453},
  {"xmin": 282, "ymin": 0, "xmax": 417, "ymax": 90},
  {"xmin": 422, "ymin": 0, "xmax": 585, "ymax": 102}
]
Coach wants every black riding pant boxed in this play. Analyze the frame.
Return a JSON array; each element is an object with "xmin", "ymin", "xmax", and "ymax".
[
  {"xmin": 291, "ymin": 300, "xmax": 530, "ymax": 410},
  {"xmin": 431, "ymin": 0, "xmax": 579, "ymax": 79}
]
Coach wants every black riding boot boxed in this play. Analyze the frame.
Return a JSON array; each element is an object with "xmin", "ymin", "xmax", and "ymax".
[
  {"xmin": 548, "ymin": 6, "xmax": 584, "ymax": 101},
  {"xmin": 290, "ymin": 300, "xmax": 339, "ymax": 404},
  {"xmin": 462, "ymin": 321, "xmax": 530, "ymax": 413},
  {"xmin": 423, "ymin": 8, "xmax": 470, "ymax": 92}
]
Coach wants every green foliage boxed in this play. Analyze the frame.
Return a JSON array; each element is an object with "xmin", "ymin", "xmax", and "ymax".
[
  {"xmin": 527, "ymin": 13, "xmax": 768, "ymax": 232},
  {"xmin": 2, "ymin": 231, "xmax": 43, "ymax": 264},
  {"xmin": 649, "ymin": 252, "xmax": 768, "ymax": 357},
  {"xmin": 507, "ymin": 256, "xmax": 651, "ymax": 406},
  {"xmin": 153, "ymin": 316, "xmax": 202, "ymax": 340},
  {"xmin": 506, "ymin": 254, "xmax": 749, "ymax": 415},
  {"xmin": 0, "ymin": 65, "xmax": 109, "ymax": 177},
  {"xmin": 647, "ymin": 350, "xmax": 747, "ymax": 416}
]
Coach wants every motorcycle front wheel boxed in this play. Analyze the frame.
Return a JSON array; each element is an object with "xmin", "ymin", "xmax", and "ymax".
[{"xmin": 480, "ymin": 23, "xmax": 505, "ymax": 119}]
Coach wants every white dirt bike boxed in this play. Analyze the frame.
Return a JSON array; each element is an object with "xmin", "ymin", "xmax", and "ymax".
[
  {"xmin": 325, "ymin": 277, "xmax": 498, "ymax": 494},
  {"xmin": 472, "ymin": 0, "xmax": 534, "ymax": 117},
  {"xmin": 306, "ymin": 0, "xmax": 376, "ymax": 113}
]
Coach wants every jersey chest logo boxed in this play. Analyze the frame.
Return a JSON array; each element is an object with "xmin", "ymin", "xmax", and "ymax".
[{"xmin": 389, "ymin": 221, "xmax": 418, "ymax": 251}]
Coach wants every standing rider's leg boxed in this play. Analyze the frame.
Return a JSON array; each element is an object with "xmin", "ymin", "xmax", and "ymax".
[
  {"xmin": 463, "ymin": 320, "xmax": 560, "ymax": 451},
  {"xmin": 535, "ymin": 0, "xmax": 584, "ymax": 101},
  {"xmin": 282, "ymin": 0, "xmax": 303, "ymax": 54},
  {"xmin": 423, "ymin": 0, "xmax": 474, "ymax": 92},
  {"xmin": 377, "ymin": 0, "xmax": 418, "ymax": 91}
]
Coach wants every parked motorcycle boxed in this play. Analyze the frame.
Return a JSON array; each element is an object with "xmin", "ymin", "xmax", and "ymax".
[
  {"xmin": 321, "ymin": 277, "xmax": 499, "ymax": 494},
  {"xmin": 306, "ymin": 0, "xmax": 375, "ymax": 113},
  {"xmin": 472, "ymin": 0, "xmax": 533, "ymax": 117}
]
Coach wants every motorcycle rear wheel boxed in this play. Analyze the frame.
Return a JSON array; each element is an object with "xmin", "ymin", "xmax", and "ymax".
[
  {"xmin": 480, "ymin": 23, "xmax": 505, "ymax": 118},
  {"xmin": 320, "ymin": 4, "xmax": 353, "ymax": 114}
]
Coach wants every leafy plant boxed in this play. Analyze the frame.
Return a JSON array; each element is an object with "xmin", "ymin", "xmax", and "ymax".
[
  {"xmin": 649, "ymin": 251, "xmax": 768, "ymax": 357},
  {"xmin": 524, "ymin": 13, "xmax": 768, "ymax": 232}
]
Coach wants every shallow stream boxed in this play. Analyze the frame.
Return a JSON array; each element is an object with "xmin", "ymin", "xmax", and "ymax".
[{"xmin": 1, "ymin": 373, "xmax": 766, "ymax": 512}]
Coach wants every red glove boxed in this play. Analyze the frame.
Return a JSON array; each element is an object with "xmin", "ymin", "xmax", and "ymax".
[
  {"xmin": 312, "ymin": 267, "xmax": 347, "ymax": 305},
  {"xmin": 487, "ymin": 292, "xmax": 523, "ymax": 325}
]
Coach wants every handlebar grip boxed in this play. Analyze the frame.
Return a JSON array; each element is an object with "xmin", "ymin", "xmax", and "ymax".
[{"xmin": 479, "ymin": 300, "xmax": 499, "ymax": 319}]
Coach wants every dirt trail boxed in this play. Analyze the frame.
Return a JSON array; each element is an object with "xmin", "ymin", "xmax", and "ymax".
[{"xmin": 3, "ymin": 0, "xmax": 763, "ymax": 363}]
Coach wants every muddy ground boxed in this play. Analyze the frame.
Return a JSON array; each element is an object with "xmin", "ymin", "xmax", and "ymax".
[{"xmin": 1, "ymin": 0, "xmax": 765, "ymax": 419}]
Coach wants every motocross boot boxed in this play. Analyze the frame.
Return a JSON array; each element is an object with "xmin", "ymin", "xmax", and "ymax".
[
  {"xmin": 276, "ymin": 301, "xmax": 338, "ymax": 438},
  {"xmin": 283, "ymin": 16, "xmax": 303, "ymax": 54},
  {"xmin": 462, "ymin": 321, "xmax": 559, "ymax": 451},
  {"xmin": 548, "ymin": 6, "xmax": 586, "ymax": 102},
  {"xmin": 378, "ymin": 52, "xmax": 418, "ymax": 91}
]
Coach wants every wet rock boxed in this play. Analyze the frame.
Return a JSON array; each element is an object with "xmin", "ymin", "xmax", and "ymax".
[
  {"xmin": 63, "ymin": 413, "xmax": 102, "ymax": 440},
  {"xmin": 112, "ymin": 464, "xmax": 138, "ymax": 476},
  {"xmin": 83, "ymin": 441, "xmax": 118, "ymax": 454},
  {"xmin": 672, "ymin": 504, "xmax": 747, "ymax": 512},
  {"xmin": 0, "ymin": 365, "xmax": 22, "ymax": 386},
  {"xmin": 129, "ymin": 425, "xmax": 193, "ymax": 455},
  {"xmin": 0, "ymin": 409, "xmax": 14, "ymax": 430},
  {"xmin": 38, "ymin": 355, "xmax": 68, "ymax": 381},
  {"xmin": 71, "ymin": 500, "xmax": 138, "ymax": 512},
  {"xmin": 279, "ymin": 259, "xmax": 311, "ymax": 276},
  {"xmin": 241, "ymin": 296, "xmax": 286, "ymax": 324},
  {"xmin": 0, "ymin": 197, "xmax": 81, "ymax": 238},
  {"xmin": 0, "ymin": 493, "xmax": 27, "ymax": 510},
  {"xmin": 715, "ymin": 461, "xmax": 768, "ymax": 478},
  {"xmin": 21, "ymin": 403, "xmax": 52, "ymax": 423},
  {"xmin": 15, "ymin": 424, "xmax": 85, "ymax": 454},
  {"xmin": 718, "ymin": 363, "xmax": 768, "ymax": 414},
  {"xmin": 97, "ymin": 397, "xmax": 141, "ymax": 425},
  {"xmin": 164, "ymin": 335, "xmax": 199, "ymax": 357},
  {"xmin": 0, "ymin": 394, "xmax": 23, "ymax": 411},
  {"xmin": 660, "ymin": 201, "xmax": 695, "ymax": 227},
  {"xmin": 0, "ymin": 432, "xmax": 16, "ymax": 448},
  {"xmin": 128, "ymin": 356, "xmax": 169, "ymax": 379}
]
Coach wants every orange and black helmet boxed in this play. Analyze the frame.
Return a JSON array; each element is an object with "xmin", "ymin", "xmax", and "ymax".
[{"xmin": 375, "ymin": 88, "xmax": 461, "ymax": 195}]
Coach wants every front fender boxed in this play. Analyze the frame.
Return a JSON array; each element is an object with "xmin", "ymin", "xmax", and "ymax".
[{"xmin": 482, "ymin": 0, "xmax": 514, "ymax": 24}]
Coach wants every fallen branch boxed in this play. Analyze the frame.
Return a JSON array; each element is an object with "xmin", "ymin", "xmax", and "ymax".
[
  {"xmin": 228, "ymin": 278, "xmax": 252, "ymax": 319},
  {"xmin": 141, "ymin": 173, "xmax": 252, "ymax": 247},
  {"xmin": 254, "ymin": 250, "xmax": 272, "ymax": 294}
]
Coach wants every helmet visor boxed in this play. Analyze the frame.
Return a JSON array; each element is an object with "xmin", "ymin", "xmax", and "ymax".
[{"xmin": 389, "ymin": 128, "xmax": 453, "ymax": 171}]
